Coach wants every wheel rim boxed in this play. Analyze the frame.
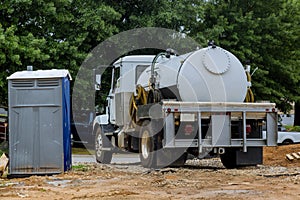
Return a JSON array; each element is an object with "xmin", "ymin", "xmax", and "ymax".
[
  {"xmin": 141, "ymin": 130, "xmax": 150, "ymax": 159},
  {"xmin": 96, "ymin": 132, "xmax": 103, "ymax": 157}
]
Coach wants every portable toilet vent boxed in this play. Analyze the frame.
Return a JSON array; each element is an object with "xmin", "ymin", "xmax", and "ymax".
[{"xmin": 7, "ymin": 69, "xmax": 72, "ymax": 176}]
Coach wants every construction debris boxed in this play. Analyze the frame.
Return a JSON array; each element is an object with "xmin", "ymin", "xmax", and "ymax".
[
  {"xmin": 286, "ymin": 152, "xmax": 300, "ymax": 161},
  {"xmin": 0, "ymin": 153, "xmax": 9, "ymax": 176}
]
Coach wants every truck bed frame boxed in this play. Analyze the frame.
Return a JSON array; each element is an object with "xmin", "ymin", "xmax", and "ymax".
[{"xmin": 138, "ymin": 101, "xmax": 278, "ymax": 154}]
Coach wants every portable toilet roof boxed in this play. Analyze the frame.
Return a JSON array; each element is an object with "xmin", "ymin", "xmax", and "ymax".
[{"xmin": 7, "ymin": 69, "xmax": 72, "ymax": 80}]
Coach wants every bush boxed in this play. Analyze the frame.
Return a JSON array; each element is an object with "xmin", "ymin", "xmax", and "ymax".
[
  {"xmin": 285, "ymin": 126, "xmax": 300, "ymax": 132},
  {"xmin": 0, "ymin": 141, "xmax": 8, "ymax": 155}
]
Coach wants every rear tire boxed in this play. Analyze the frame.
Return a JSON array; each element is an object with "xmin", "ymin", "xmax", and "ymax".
[
  {"xmin": 139, "ymin": 120, "xmax": 187, "ymax": 168},
  {"xmin": 95, "ymin": 127, "xmax": 112, "ymax": 164},
  {"xmin": 220, "ymin": 148, "xmax": 238, "ymax": 169},
  {"xmin": 282, "ymin": 139, "xmax": 293, "ymax": 145},
  {"xmin": 139, "ymin": 121, "xmax": 158, "ymax": 168}
]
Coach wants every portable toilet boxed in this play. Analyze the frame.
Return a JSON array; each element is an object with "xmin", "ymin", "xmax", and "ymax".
[{"xmin": 7, "ymin": 69, "xmax": 72, "ymax": 176}]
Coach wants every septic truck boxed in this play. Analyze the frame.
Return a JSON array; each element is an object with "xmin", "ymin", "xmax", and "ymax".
[{"xmin": 93, "ymin": 44, "xmax": 278, "ymax": 168}]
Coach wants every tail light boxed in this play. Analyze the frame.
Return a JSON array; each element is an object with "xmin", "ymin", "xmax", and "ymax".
[
  {"xmin": 246, "ymin": 124, "xmax": 251, "ymax": 134},
  {"xmin": 184, "ymin": 124, "xmax": 194, "ymax": 135}
]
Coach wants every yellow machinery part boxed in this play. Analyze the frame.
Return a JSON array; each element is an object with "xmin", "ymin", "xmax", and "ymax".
[{"xmin": 129, "ymin": 85, "xmax": 148, "ymax": 124}]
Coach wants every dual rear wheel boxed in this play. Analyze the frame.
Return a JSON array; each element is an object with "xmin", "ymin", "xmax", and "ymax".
[{"xmin": 139, "ymin": 120, "xmax": 187, "ymax": 168}]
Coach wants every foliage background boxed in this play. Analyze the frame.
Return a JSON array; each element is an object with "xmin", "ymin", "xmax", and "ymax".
[{"xmin": 0, "ymin": 0, "xmax": 299, "ymax": 120}]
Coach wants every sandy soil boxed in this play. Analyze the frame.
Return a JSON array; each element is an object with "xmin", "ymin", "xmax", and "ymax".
[{"xmin": 1, "ymin": 144, "xmax": 300, "ymax": 200}]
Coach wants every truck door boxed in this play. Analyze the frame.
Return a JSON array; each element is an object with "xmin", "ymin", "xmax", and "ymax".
[{"xmin": 108, "ymin": 66, "xmax": 120, "ymax": 124}]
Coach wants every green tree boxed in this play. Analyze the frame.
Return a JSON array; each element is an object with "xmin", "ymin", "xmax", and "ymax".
[
  {"xmin": 0, "ymin": 0, "xmax": 120, "ymax": 106},
  {"xmin": 102, "ymin": 0, "xmax": 204, "ymax": 34},
  {"xmin": 1, "ymin": 0, "xmax": 299, "ymax": 119},
  {"xmin": 193, "ymin": 0, "xmax": 300, "ymax": 114}
]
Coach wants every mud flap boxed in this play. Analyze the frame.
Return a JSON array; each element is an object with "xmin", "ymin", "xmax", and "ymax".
[
  {"xmin": 156, "ymin": 148, "xmax": 187, "ymax": 168},
  {"xmin": 236, "ymin": 147, "xmax": 263, "ymax": 166},
  {"xmin": 221, "ymin": 147, "xmax": 263, "ymax": 168}
]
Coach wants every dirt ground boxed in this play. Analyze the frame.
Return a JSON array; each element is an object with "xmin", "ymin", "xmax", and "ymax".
[{"xmin": 1, "ymin": 145, "xmax": 300, "ymax": 200}]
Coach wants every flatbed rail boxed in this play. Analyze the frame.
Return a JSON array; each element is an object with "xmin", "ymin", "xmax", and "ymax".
[
  {"xmin": 161, "ymin": 101, "xmax": 276, "ymax": 112},
  {"xmin": 160, "ymin": 101, "xmax": 278, "ymax": 153}
]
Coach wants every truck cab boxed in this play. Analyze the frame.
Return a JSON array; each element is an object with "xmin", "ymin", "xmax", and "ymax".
[{"xmin": 107, "ymin": 55, "xmax": 155, "ymax": 126}]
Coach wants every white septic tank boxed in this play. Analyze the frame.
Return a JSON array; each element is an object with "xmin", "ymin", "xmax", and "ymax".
[{"xmin": 137, "ymin": 46, "xmax": 248, "ymax": 102}]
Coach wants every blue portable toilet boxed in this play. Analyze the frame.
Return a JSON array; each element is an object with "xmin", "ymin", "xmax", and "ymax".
[{"xmin": 7, "ymin": 69, "xmax": 72, "ymax": 176}]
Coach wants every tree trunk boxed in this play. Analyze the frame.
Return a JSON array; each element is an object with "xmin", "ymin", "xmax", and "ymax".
[{"xmin": 294, "ymin": 102, "xmax": 300, "ymax": 126}]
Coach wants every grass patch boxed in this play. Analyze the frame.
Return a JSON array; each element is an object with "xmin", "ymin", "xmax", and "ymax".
[
  {"xmin": 72, "ymin": 147, "xmax": 94, "ymax": 155},
  {"xmin": 72, "ymin": 164, "xmax": 89, "ymax": 172}
]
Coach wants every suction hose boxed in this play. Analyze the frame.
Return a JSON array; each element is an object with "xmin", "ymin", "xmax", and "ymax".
[{"xmin": 129, "ymin": 85, "xmax": 148, "ymax": 124}]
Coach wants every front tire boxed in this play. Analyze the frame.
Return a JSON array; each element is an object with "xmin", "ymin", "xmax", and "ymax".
[{"xmin": 95, "ymin": 127, "xmax": 113, "ymax": 164}]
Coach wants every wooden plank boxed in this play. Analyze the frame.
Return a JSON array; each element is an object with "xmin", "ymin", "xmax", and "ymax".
[
  {"xmin": 286, "ymin": 154, "xmax": 294, "ymax": 161},
  {"xmin": 292, "ymin": 153, "xmax": 300, "ymax": 159},
  {"xmin": 0, "ymin": 153, "xmax": 9, "ymax": 176}
]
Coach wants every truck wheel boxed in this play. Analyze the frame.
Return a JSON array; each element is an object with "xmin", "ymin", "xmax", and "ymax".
[
  {"xmin": 139, "ymin": 120, "xmax": 186, "ymax": 168},
  {"xmin": 282, "ymin": 139, "xmax": 293, "ymax": 145},
  {"xmin": 95, "ymin": 127, "xmax": 112, "ymax": 164},
  {"xmin": 220, "ymin": 148, "xmax": 238, "ymax": 169},
  {"xmin": 139, "ymin": 121, "xmax": 159, "ymax": 168}
]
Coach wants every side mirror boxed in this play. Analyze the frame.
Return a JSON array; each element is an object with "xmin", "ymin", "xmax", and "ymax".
[{"xmin": 95, "ymin": 74, "xmax": 101, "ymax": 90}]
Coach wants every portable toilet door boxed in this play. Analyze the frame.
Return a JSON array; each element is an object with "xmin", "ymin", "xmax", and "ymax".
[{"xmin": 7, "ymin": 69, "xmax": 72, "ymax": 176}]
